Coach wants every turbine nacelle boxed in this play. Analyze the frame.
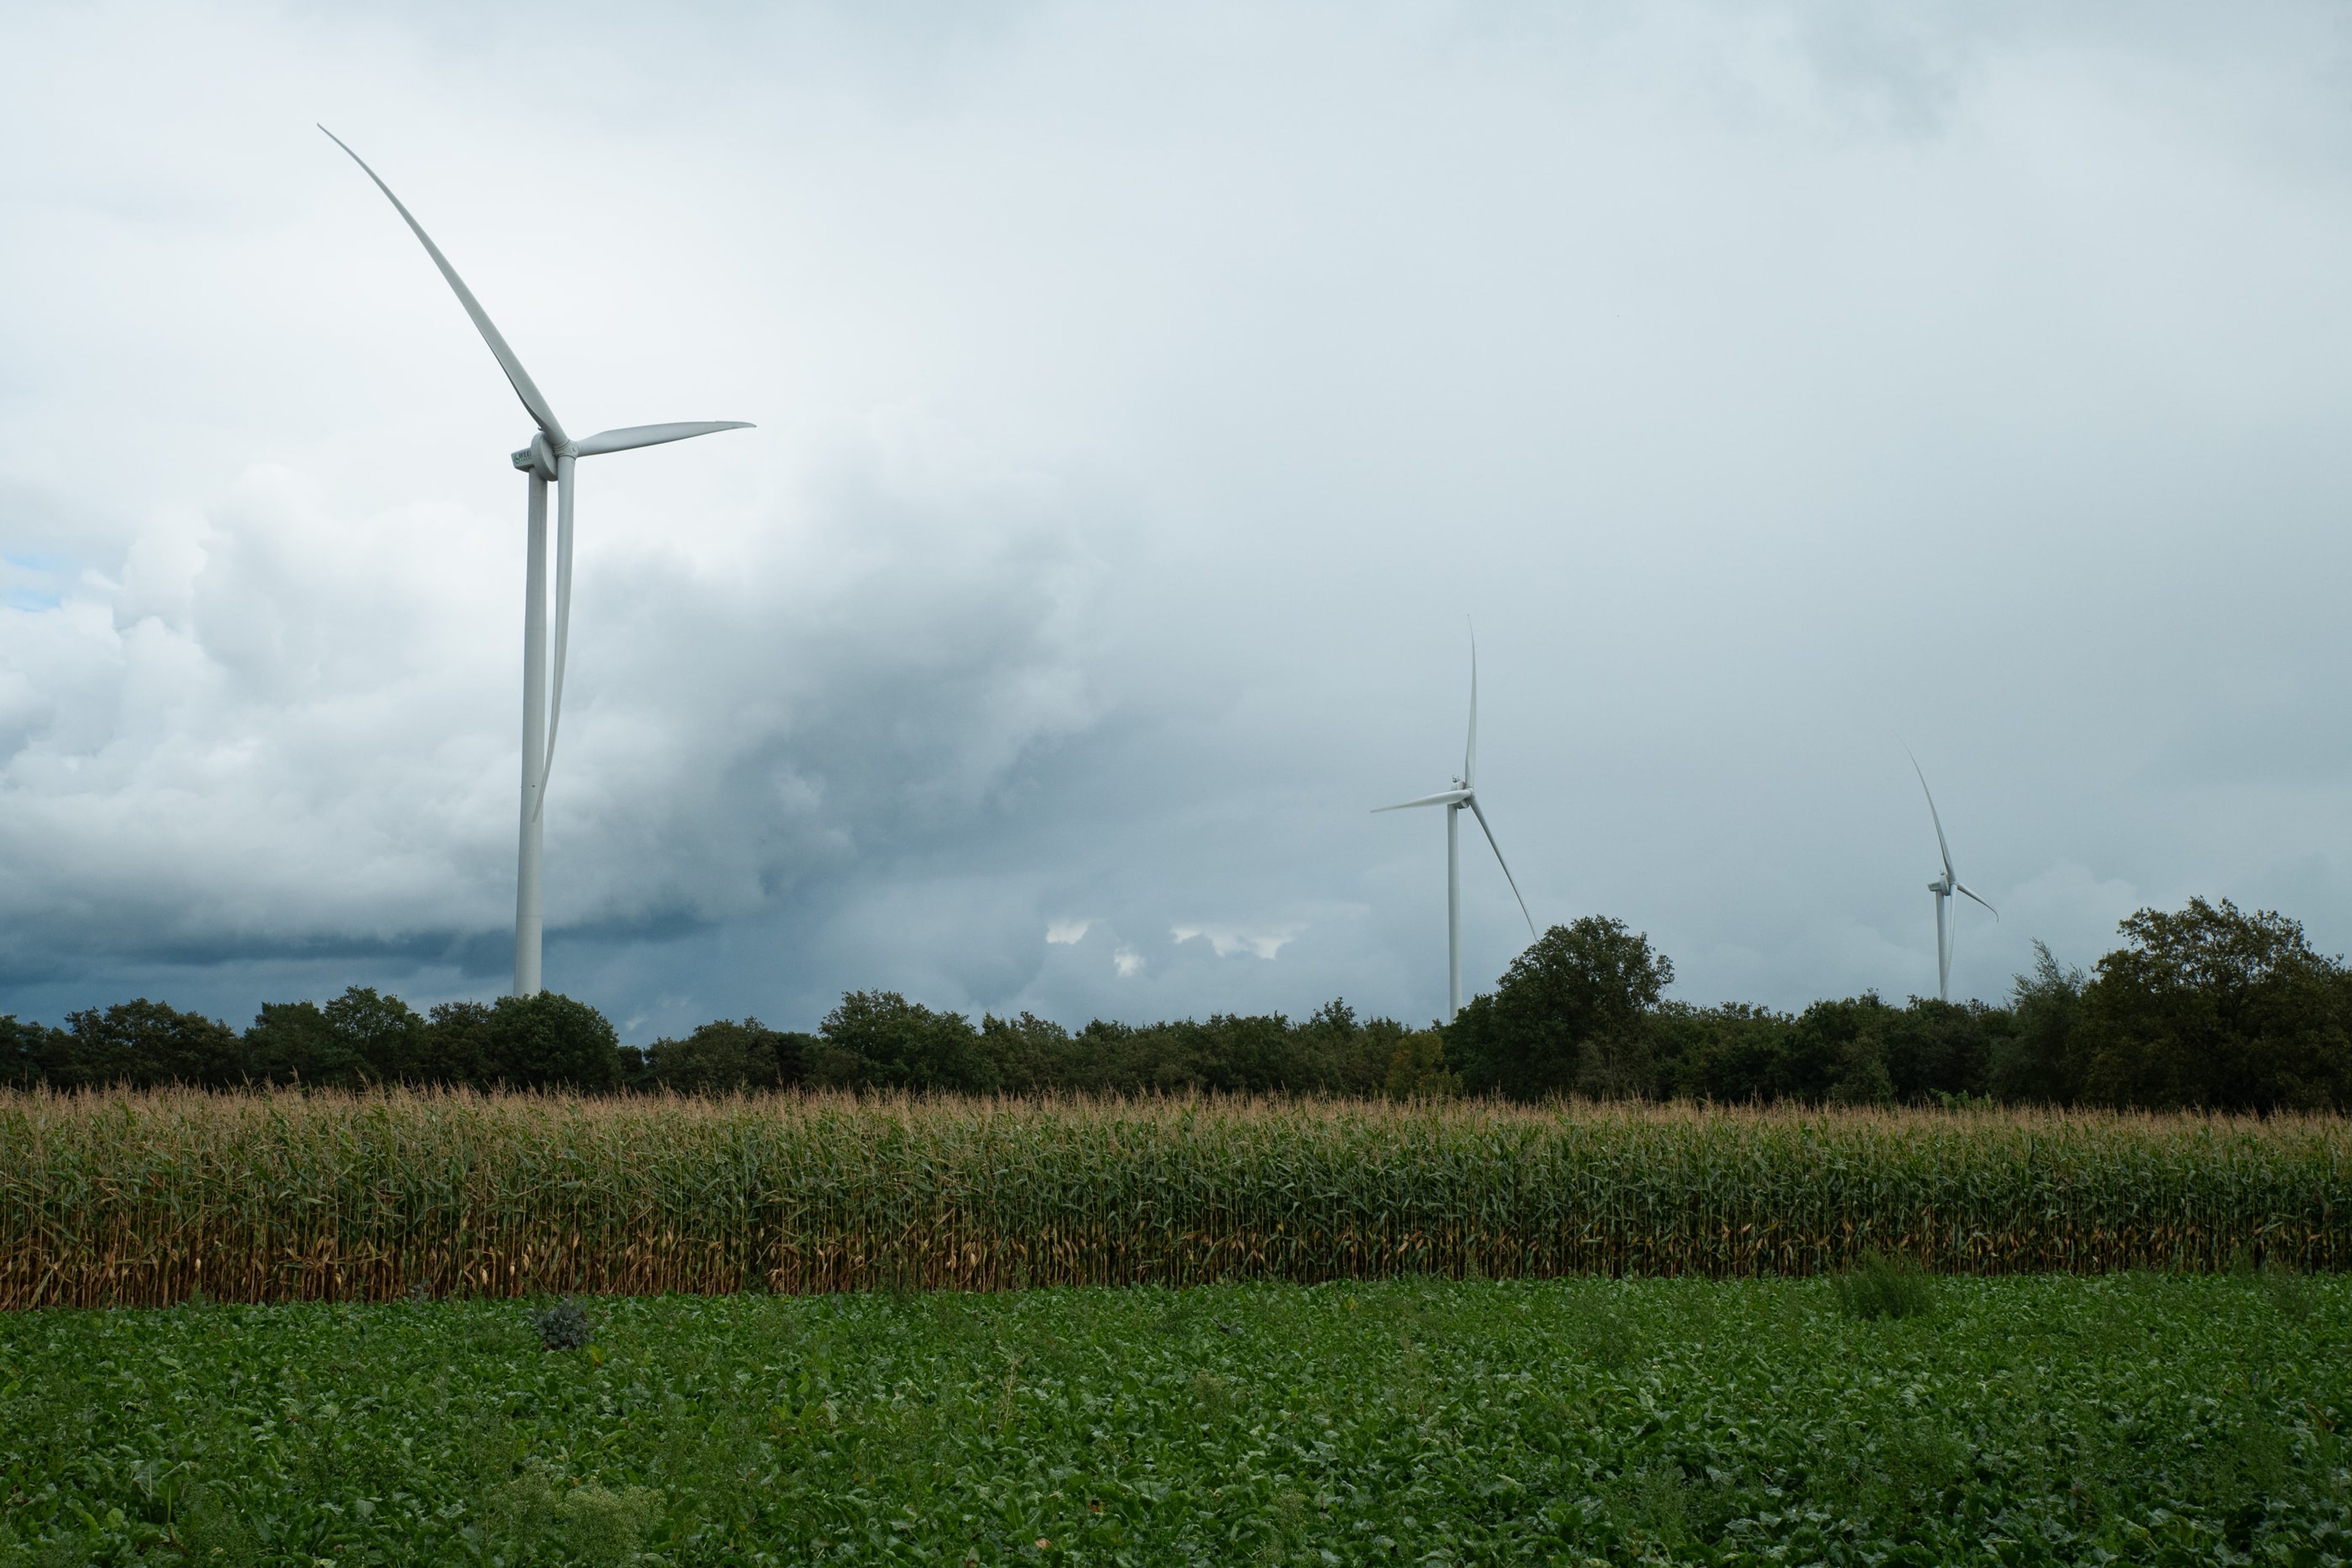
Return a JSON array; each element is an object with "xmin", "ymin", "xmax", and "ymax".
[{"xmin": 512, "ymin": 434, "xmax": 564, "ymax": 480}]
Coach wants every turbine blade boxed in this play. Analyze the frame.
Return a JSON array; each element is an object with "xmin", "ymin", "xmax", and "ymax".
[
  {"xmin": 1905, "ymin": 745, "xmax": 1955, "ymax": 882},
  {"xmin": 1466, "ymin": 795, "xmax": 1537, "ymax": 938},
  {"xmin": 1464, "ymin": 626, "xmax": 1478, "ymax": 790},
  {"xmin": 576, "ymin": 420, "xmax": 756, "ymax": 457},
  {"xmin": 1373, "ymin": 789, "xmax": 1471, "ymax": 813},
  {"xmin": 531, "ymin": 456, "xmax": 576, "ymax": 821},
  {"xmin": 320, "ymin": 126, "xmax": 569, "ymax": 446},
  {"xmin": 1956, "ymin": 882, "xmax": 1999, "ymax": 919}
]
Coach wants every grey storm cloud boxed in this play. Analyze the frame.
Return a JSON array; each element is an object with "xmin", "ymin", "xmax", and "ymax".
[{"xmin": 4, "ymin": 0, "xmax": 2352, "ymax": 1039}]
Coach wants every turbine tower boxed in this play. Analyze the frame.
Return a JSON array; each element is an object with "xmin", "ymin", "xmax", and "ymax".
[
  {"xmin": 1910, "ymin": 754, "xmax": 1996, "ymax": 1003},
  {"xmin": 324, "ymin": 128, "xmax": 752, "ymax": 997},
  {"xmin": 1376, "ymin": 636, "xmax": 1537, "ymax": 1023}
]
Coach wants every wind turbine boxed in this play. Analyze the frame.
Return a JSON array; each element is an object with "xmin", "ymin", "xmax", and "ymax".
[
  {"xmin": 1909, "ymin": 753, "xmax": 1996, "ymax": 1003},
  {"xmin": 323, "ymin": 127, "xmax": 752, "ymax": 997},
  {"xmin": 1375, "ymin": 637, "xmax": 1537, "ymax": 1023}
]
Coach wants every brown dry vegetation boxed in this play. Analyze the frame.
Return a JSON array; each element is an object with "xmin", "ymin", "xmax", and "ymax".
[{"xmin": 1, "ymin": 1087, "xmax": 2344, "ymax": 1308}]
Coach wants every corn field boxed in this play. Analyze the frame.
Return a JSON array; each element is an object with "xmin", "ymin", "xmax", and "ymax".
[{"xmin": 0, "ymin": 1088, "xmax": 2345, "ymax": 1308}]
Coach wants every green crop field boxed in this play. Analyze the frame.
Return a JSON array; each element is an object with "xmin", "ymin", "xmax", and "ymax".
[
  {"xmin": 5, "ymin": 1090, "xmax": 2349, "ymax": 1308},
  {"xmin": 2, "ymin": 1272, "xmax": 2348, "ymax": 1566}
]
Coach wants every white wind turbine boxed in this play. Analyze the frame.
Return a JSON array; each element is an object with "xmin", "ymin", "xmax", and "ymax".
[
  {"xmin": 1909, "ymin": 753, "xmax": 1997, "ymax": 1003},
  {"xmin": 1375, "ymin": 638, "xmax": 1537, "ymax": 1023},
  {"xmin": 324, "ymin": 127, "xmax": 752, "ymax": 997}
]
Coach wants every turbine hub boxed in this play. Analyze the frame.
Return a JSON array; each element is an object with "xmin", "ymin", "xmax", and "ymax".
[{"xmin": 510, "ymin": 432, "xmax": 560, "ymax": 481}]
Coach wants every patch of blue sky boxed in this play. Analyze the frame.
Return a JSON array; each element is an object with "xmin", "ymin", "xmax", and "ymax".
[{"xmin": 4, "ymin": 554, "xmax": 78, "ymax": 611}]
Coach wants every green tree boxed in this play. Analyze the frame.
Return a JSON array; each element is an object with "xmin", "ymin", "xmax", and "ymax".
[
  {"xmin": 634, "ymin": 1018, "xmax": 802, "ymax": 1093},
  {"xmin": 51, "ymin": 1000, "xmax": 243, "ymax": 1088},
  {"xmin": 1382, "ymin": 1029, "xmax": 1460, "ymax": 1099},
  {"xmin": 242, "ymin": 1000, "xmax": 333, "ymax": 1085},
  {"xmin": 2076, "ymin": 897, "xmax": 2352, "ymax": 1112},
  {"xmin": 243, "ymin": 986, "xmax": 429, "ymax": 1087},
  {"xmin": 1447, "ymin": 917, "xmax": 1675, "ymax": 1100},
  {"xmin": 1182, "ymin": 1013, "xmax": 1308, "ymax": 1092},
  {"xmin": 820, "ymin": 991, "xmax": 992, "ymax": 1091},
  {"xmin": 976, "ymin": 1012, "xmax": 1079, "ymax": 1093},
  {"xmin": 424, "ymin": 993, "xmax": 621, "ymax": 1091},
  {"xmin": 1991, "ymin": 941, "xmax": 2085, "ymax": 1104},
  {"xmin": 1066, "ymin": 1018, "xmax": 1194, "ymax": 1093},
  {"xmin": 1782, "ymin": 995, "xmax": 1897, "ymax": 1105},
  {"xmin": 1650, "ymin": 1001, "xmax": 1795, "ymax": 1102},
  {"xmin": 0, "ymin": 1015, "xmax": 64, "ymax": 1089},
  {"xmin": 1875, "ymin": 998, "xmax": 2007, "ymax": 1103},
  {"xmin": 325, "ymin": 986, "xmax": 432, "ymax": 1082},
  {"xmin": 1294, "ymin": 999, "xmax": 1405, "ymax": 1096}
]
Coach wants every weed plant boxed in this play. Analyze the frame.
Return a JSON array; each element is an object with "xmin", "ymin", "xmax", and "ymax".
[
  {"xmin": 525, "ymin": 1295, "xmax": 594, "ymax": 1350},
  {"xmin": 1834, "ymin": 1249, "xmax": 1939, "ymax": 1320},
  {"xmin": 2265, "ymin": 1257, "xmax": 2316, "ymax": 1322}
]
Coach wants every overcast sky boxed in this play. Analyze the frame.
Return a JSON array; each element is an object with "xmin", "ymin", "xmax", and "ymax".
[{"xmin": 4, "ymin": 1, "xmax": 2351, "ymax": 1040}]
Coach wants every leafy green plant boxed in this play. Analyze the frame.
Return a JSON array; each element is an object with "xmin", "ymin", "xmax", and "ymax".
[
  {"xmin": 527, "ymin": 1296, "xmax": 595, "ymax": 1351},
  {"xmin": 1574, "ymin": 1303, "xmax": 1640, "ymax": 1369},
  {"xmin": 4, "ymin": 1276, "xmax": 2346, "ymax": 1565},
  {"xmin": 2262, "ymin": 1257, "xmax": 2313, "ymax": 1322},
  {"xmin": 1834, "ymin": 1249, "xmax": 1937, "ymax": 1321},
  {"xmin": 1153, "ymin": 1289, "xmax": 1202, "ymax": 1336}
]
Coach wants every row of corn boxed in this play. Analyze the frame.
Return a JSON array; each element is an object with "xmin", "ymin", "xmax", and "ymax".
[{"xmin": 0, "ymin": 1088, "xmax": 2343, "ymax": 1307}]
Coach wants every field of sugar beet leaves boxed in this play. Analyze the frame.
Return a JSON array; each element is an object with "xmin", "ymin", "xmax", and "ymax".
[{"xmin": 1, "ymin": 1272, "xmax": 2347, "ymax": 1567}]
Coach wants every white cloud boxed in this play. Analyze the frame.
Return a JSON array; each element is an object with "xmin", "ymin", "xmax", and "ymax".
[
  {"xmin": 1172, "ymin": 923, "xmax": 1305, "ymax": 962},
  {"xmin": 1045, "ymin": 918, "xmax": 1092, "ymax": 945},
  {"xmin": 1112, "ymin": 944, "xmax": 1143, "ymax": 978}
]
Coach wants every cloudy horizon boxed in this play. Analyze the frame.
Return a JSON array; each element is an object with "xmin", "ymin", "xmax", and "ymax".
[{"xmin": 4, "ymin": 1, "xmax": 2351, "ymax": 1041}]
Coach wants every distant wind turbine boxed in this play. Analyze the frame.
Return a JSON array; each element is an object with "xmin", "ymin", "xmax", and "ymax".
[
  {"xmin": 1375, "ymin": 636, "xmax": 1537, "ymax": 1023},
  {"xmin": 323, "ymin": 127, "xmax": 753, "ymax": 997},
  {"xmin": 1909, "ymin": 752, "xmax": 1996, "ymax": 1003}
]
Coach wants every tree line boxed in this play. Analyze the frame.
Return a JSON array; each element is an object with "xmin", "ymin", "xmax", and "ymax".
[
  {"xmin": 1449, "ymin": 897, "xmax": 2352, "ymax": 1112},
  {"xmin": 2, "ymin": 895, "xmax": 2346, "ymax": 1112}
]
